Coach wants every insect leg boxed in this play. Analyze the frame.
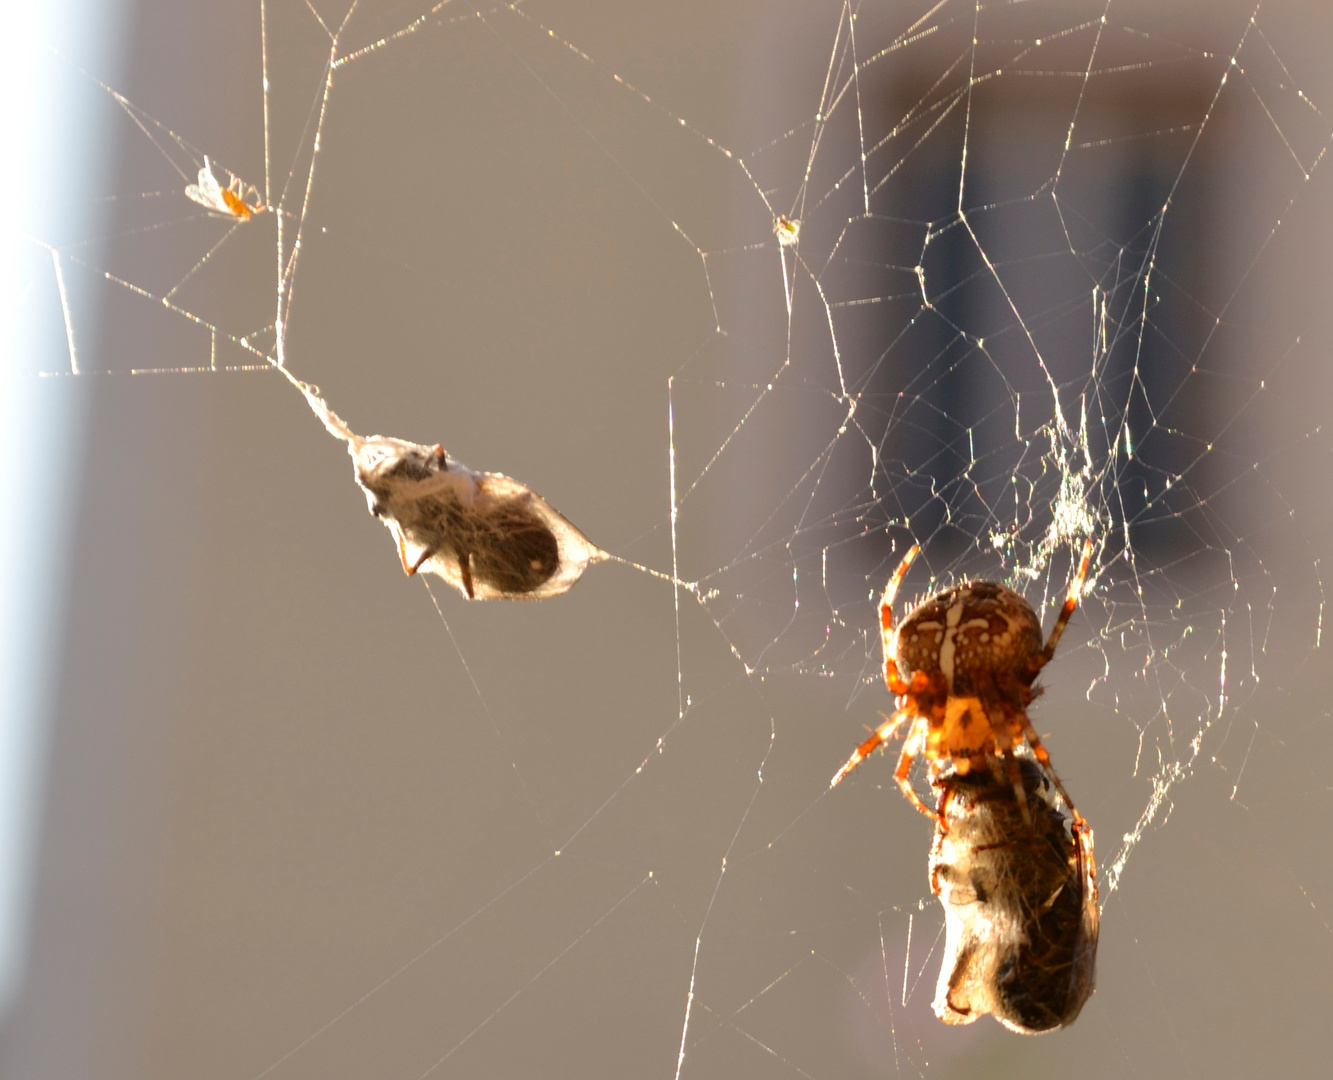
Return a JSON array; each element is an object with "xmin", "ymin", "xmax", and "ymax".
[
  {"xmin": 398, "ymin": 531, "xmax": 440, "ymax": 579},
  {"xmin": 396, "ymin": 531, "xmax": 415, "ymax": 575},
  {"xmin": 397, "ymin": 530, "xmax": 470, "ymax": 596}
]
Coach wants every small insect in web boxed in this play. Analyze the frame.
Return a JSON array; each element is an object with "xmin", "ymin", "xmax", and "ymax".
[
  {"xmin": 275, "ymin": 368, "xmax": 605, "ymax": 600},
  {"xmin": 184, "ymin": 156, "xmax": 266, "ymax": 221},
  {"xmin": 830, "ymin": 539, "xmax": 1098, "ymax": 1031},
  {"xmin": 929, "ymin": 754, "xmax": 1098, "ymax": 1033},
  {"xmin": 773, "ymin": 214, "xmax": 801, "ymax": 247}
]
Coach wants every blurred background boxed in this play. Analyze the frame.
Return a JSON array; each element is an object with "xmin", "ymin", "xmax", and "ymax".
[{"xmin": 4, "ymin": 1, "xmax": 1332, "ymax": 1077}]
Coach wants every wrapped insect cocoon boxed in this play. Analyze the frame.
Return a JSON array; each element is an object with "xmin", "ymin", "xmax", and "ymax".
[
  {"xmin": 280, "ymin": 368, "xmax": 605, "ymax": 600},
  {"xmin": 928, "ymin": 754, "xmax": 1098, "ymax": 1034}
]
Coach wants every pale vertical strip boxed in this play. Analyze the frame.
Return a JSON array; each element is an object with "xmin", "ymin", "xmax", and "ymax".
[
  {"xmin": 0, "ymin": 0, "xmax": 129, "ymax": 1021},
  {"xmin": 49, "ymin": 250, "xmax": 78, "ymax": 374}
]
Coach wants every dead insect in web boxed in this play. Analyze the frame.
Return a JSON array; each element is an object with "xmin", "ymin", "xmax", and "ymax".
[
  {"xmin": 830, "ymin": 540, "xmax": 1094, "ymax": 834},
  {"xmin": 773, "ymin": 214, "xmax": 801, "ymax": 247},
  {"xmin": 280, "ymin": 371, "xmax": 605, "ymax": 600},
  {"xmin": 349, "ymin": 436, "xmax": 605, "ymax": 599},
  {"xmin": 928, "ymin": 755, "xmax": 1098, "ymax": 1033},
  {"xmin": 185, "ymin": 156, "xmax": 266, "ymax": 221}
]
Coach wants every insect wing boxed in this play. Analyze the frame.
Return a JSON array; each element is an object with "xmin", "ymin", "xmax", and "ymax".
[{"xmin": 184, "ymin": 162, "xmax": 227, "ymax": 214}]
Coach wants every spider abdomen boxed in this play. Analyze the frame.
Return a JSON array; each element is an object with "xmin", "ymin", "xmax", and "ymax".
[{"xmin": 896, "ymin": 582, "xmax": 1044, "ymax": 697}]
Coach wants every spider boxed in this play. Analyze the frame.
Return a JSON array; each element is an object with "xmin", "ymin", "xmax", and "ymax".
[
  {"xmin": 184, "ymin": 156, "xmax": 266, "ymax": 220},
  {"xmin": 830, "ymin": 539, "xmax": 1094, "ymax": 829}
]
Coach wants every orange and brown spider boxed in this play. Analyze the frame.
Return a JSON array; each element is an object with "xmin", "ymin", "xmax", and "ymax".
[{"xmin": 830, "ymin": 539, "xmax": 1094, "ymax": 829}]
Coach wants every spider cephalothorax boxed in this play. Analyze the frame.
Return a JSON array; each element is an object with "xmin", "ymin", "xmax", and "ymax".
[{"xmin": 831, "ymin": 541, "xmax": 1093, "ymax": 829}]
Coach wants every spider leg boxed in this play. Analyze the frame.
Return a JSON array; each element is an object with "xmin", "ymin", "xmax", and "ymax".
[
  {"xmin": 833, "ymin": 547, "xmax": 934, "ymax": 802},
  {"xmin": 893, "ymin": 721, "xmax": 938, "ymax": 820},
  {"xmin": 880, "ymin": 544, "xmax": 920, "ymax": 694},
  {"xmin": 1016, "ymin": 712, "xmax": 1084, "ymax": 828},
  {"xmin": 1000, "ymin": 749, "xmax": 1033, "ymax": 830},
  {"xmin": 1034, "ymin": 537, "xmax": 1094, "ymax": 672},
  {"xmin": 1074, "ymin": 819, "xmax": 1098, "ymax": 904},
  {"xmin": 884, "ymin": 656, "xmax": 917, "ymax": 697},
  {"xmin": 830, "ymin": 708, "xmax": 914, "ymax": 788}
]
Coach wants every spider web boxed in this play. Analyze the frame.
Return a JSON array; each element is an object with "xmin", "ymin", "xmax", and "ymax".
[{"xmin": 12, "ymin": 1, "xmax": 1333, "ymax": 1077}]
